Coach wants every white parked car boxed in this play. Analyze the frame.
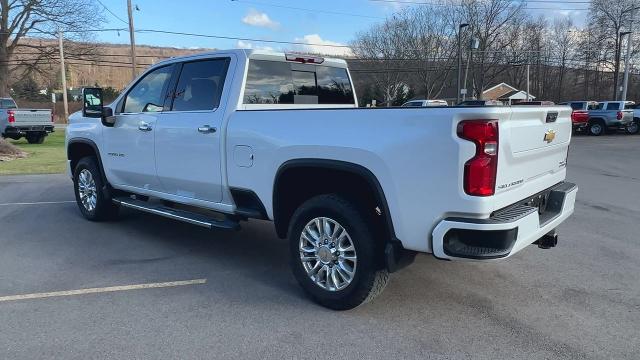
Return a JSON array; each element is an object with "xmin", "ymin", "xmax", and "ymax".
[
  {"xmin": 402, "ymin": 99, "xmax": 448, "ymax": 107},
  {"xmin": 66, "ymin": 50, "xmax": 577, "ymax": 310}
]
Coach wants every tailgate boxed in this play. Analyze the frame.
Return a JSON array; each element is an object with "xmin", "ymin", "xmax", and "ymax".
[
  {"xmin": 12, "ymin": 109, "xmax": 52, "ymax": 126},
  {"xmin": 494, "ymin": 106, "xmax": 571, "ymax": 199}
]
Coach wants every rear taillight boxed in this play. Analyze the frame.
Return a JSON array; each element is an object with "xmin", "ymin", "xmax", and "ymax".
[
  {"xmin": 457, "ymin": 120, "xmax": 499, "ymax": 196},
  {"xmin": 571, "ymin": 110, "xmax": 589, "ymax": 123},
  {"xmin": 617, "ymin": 111, "xmax": 623, "ymax": 120},
  {"xmin": 7, "ymin": 110, "xmax": 15, "ymax": 123}
]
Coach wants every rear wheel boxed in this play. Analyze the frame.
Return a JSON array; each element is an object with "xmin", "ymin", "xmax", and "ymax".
[
  {"xmin": 588, "ymin": 119, "xmax": 605, "ymax": 136},
  {"xmin": 26, "ymin": 132, "xmax": 45, "ymax": 144},
  {"xmin": 73, "ymin": 156, "xmax": 119, "ymax": 221},
  {"xmin": 289, "ymin": 194, "xmax": 388, "ymax": 310},
  {"xmin": 627, "ymin": 120, "xmax": 640, "ymax": 135}
]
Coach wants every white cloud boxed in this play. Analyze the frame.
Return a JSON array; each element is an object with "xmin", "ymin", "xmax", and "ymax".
[
  {"xmin": 236, "ymin": 40, "xmax": 275, "ymax": 51},
  {"xmin": 293, "ymin": 34, "xmax": 353, "ymax": 57},
  {"xmin": 242, "ymin": 9, "xmax": 279, "ymax": 30}
]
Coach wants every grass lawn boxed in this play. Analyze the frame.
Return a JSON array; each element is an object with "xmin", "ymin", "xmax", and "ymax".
[{"xmin": 0, "ymin": 130, "xmax": 66, "ymax": 175}]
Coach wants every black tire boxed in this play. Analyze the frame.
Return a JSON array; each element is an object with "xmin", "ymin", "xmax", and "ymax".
[
  {"xmin": 588, "ymin": 119, "xmax": 606, "ymax": 136},
  {"xmin": 73, "ymin": 156, "xmax": 119, "ymax": 221},
  {"xmin": 628, "ymin": 119, "xmax": 640, "ymax": 135},
  {"xmin": 288, "ymin": 194, "xmax": 389, "ymax": 310},
  {"xmin": 26, "ymin": 133, "xmax": 45, "ymax": 144}
]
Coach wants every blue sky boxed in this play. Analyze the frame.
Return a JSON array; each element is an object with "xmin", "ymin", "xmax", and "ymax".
[{"xmin": 94, "ymin": 0, "xmax": 589, "ymax": 55}]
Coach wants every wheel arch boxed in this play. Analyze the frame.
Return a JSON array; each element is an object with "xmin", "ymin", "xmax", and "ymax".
[
  {"xmin": 272, "ymin": 159, "xmax": 397, "ymax": 242},
  {"xmin": 67, "ymin": 138, "xmax": 106, "ymax": 180}
]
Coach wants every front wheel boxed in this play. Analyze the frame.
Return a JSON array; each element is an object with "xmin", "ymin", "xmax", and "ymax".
[
  {"xmin": 288, "ymin": 194, "xmax": 388, "ymax": 310},
  {"xmin": 73, "ymin": 156, "xmax": 119, "ymax": 221}
]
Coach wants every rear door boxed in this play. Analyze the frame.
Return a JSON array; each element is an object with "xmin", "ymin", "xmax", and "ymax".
[{"xmin": 154, "ymin": 57, "xmax": 232, "ymax": 203}]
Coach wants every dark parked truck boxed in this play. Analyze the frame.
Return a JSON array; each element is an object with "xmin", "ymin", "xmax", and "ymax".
[{"xmin": 0, "ymin": 98, "xmax": 54, "ymax": 144}]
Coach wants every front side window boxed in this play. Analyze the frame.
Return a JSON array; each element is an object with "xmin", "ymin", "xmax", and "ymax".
[
  {"xmin": 123, "ymin": 65, "xmax": 174, "ymax": 113},
  {"xmin": 171, "ymin": 59, "xmax": 230, "ymax": 112},
  {"xmin": 243, "ymin": 60, "xmax": 354, "ymax": 105}
]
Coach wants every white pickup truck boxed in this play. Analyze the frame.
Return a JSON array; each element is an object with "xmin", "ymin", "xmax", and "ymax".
[
  {"xmin": 1, "ymin": 97, "xmax": 54, "ymax": 143},
  {"xmin": 66, "ymin": 50, "xmax": 577, "ymax": 310}
]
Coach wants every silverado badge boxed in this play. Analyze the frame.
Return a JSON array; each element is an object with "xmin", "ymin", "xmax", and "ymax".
[{"xmin": 544, "ymin": 129, "xmax": 556, "ymax": 143}]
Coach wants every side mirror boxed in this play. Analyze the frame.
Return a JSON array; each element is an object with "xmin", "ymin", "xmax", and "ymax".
[{"xmin": 82, "ymin": 87, "xmax": 115, "ymax": 127}]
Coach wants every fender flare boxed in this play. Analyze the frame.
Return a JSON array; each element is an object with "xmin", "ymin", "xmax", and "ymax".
[{"xmin": 273, "ymin": 158, "xmax": 397, "ymax": 241}]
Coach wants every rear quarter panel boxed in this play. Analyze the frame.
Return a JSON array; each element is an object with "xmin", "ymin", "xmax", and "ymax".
[{"xmin": 225, "ymin": 106, "xmax": 560, "ymax": 252}]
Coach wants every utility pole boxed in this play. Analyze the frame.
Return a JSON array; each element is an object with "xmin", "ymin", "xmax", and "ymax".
[
  {"xmin": 58, "ymin": 29, "xmax": 69, "ymax": 123},
  {"xmin": 127, "ymin": 0, "xmax": 138, "ymax": 80},
  {"xmin": 457, "ymin": 23, "xmax": 469, "ymax": 104},
  {"xmin": 526, "ymin": 62, "xmax": 530, "ymax": 101},
  {"xmin": 621, "ymin": 6, "xmax": 635, "ymax": 101}
]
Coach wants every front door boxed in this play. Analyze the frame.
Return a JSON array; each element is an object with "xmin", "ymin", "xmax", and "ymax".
[
  {"xmin": 103, "ymin": 64, "xmax": 175, "ymax": 191},
  {"xmin": 154, "ymin": 58, "xmax": 231, "ymax": 203}
]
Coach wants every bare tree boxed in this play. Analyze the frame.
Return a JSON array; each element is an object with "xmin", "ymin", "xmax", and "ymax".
[
  {"xmin": 460, "ymin": 0, "xmax": 527, "ymax": 98},
  {"xmin": 589, "ymin": 0, "xmax": 637, "ymax": 99},
  {"xmin": 550, "ymin": 17, "xmax": 575, "ymax": 102},
  {"xmin": 0, "ymin": 0, "xmax": 103, "ymax": 96},
  {"xmin": 351, "ymin": 16, "xmax": 413, "ymax": 106}
]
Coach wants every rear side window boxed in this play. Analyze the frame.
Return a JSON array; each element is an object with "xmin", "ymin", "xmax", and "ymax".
[
  {"xmin": 123, "ymin": 65, "xmax": 174, "ymax": 113},
  {"xmin": 171, "ymin": 59, "xmax": 230, "ymax": 112},
  {"xmin": 243, "ymin": 60, "xmax": 354, "ymax": 105},
  {"xmin": 606, "ymin": 102, "xmax": 620, "ymax": 111}
]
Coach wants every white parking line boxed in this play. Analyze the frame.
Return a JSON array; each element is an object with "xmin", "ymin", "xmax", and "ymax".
[
  {"xmin": 0, "ymin": 200, "xmax": 76, "ymax": 206},
  {"xmin": 0, "ymin": 279, "xmax": 207, "ymax": 303}
]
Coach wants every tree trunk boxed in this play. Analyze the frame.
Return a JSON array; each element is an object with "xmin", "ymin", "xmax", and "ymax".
[{"xmin": 0, "ymin": 60, "xmax": 9, "ymax": 97}]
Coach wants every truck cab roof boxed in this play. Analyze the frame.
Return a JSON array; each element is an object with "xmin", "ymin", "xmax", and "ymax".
[{"xmin": 154, "ymin": 49, "xmax": 349, "ymax": 69}]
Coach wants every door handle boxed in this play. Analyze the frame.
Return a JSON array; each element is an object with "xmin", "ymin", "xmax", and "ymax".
[
  {"xmin": 197, "ymin": 125, "xmax": 217, "ymax": 134},
  {"xmin": 138, "ymin": 122, "xmax": 152, "ymax": 131}
]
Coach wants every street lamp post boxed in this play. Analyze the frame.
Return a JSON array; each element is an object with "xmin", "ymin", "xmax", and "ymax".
[
  {"xmin": 614, "ymin": 31, "xmax": 631, "ymax": 100},
  {"xmin": 621, "ymin": 6, "xmax": 635, "ymax": 101},
  {"xmin": 457, "ymin": 23, "xmax": 469, "ymax": 104}
]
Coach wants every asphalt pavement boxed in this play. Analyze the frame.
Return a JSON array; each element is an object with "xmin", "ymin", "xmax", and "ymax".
[{"xmin": 0, "ymin": 134, "xmax": 639, "ymax": 359}]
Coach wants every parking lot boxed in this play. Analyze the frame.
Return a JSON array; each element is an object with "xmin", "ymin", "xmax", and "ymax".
[{"xmin": 0, "ymin": 134, "xmax": 638, "ymax": 359}]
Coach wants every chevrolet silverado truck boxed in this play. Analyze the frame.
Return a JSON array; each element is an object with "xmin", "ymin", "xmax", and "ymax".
[
  {"xmin": 1, "ymin": 97, "xmax": 54, "ymax": 143},
  {"xmin": 66, "ymin": 50, "xmax": 578, "ymax": 310},
  {"xmin": 586, "ymin": 101, "xmax": 635, "ymax": 136}
]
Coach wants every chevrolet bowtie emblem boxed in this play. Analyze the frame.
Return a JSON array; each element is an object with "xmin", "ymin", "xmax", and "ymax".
[{"xmin": 544, "ymin": 129, "xmax": 556, "ymax": 143}]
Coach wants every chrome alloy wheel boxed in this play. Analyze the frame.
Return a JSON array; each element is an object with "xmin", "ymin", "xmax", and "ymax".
[
  {"xmin": 78, "ymin": 169, "xmax": 97, "ymax": 212},
  {"xmin": 299, "ymin": 217, "xmax": 357, "ymax": 291}
]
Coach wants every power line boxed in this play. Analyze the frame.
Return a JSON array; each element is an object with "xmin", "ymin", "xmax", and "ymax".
[
  {"xmin": 95, "ymin": 0, "xmax": 129, "ymax": 25},
  {"xmin": 368, "ymin": 0, "xmax": 589, "ymax": 11},
  {"xmin": 135, "ymin": 28, "xmax": 355, "ymax": 48},
  {"xmin": 230, "ymin": 0, "xmax": 385, "ymax": 19}
]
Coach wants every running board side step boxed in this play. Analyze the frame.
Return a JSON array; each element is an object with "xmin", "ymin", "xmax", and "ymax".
[{"xmin": 113, "ymin": 197, "xmax": 240, "ymax": 230}]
